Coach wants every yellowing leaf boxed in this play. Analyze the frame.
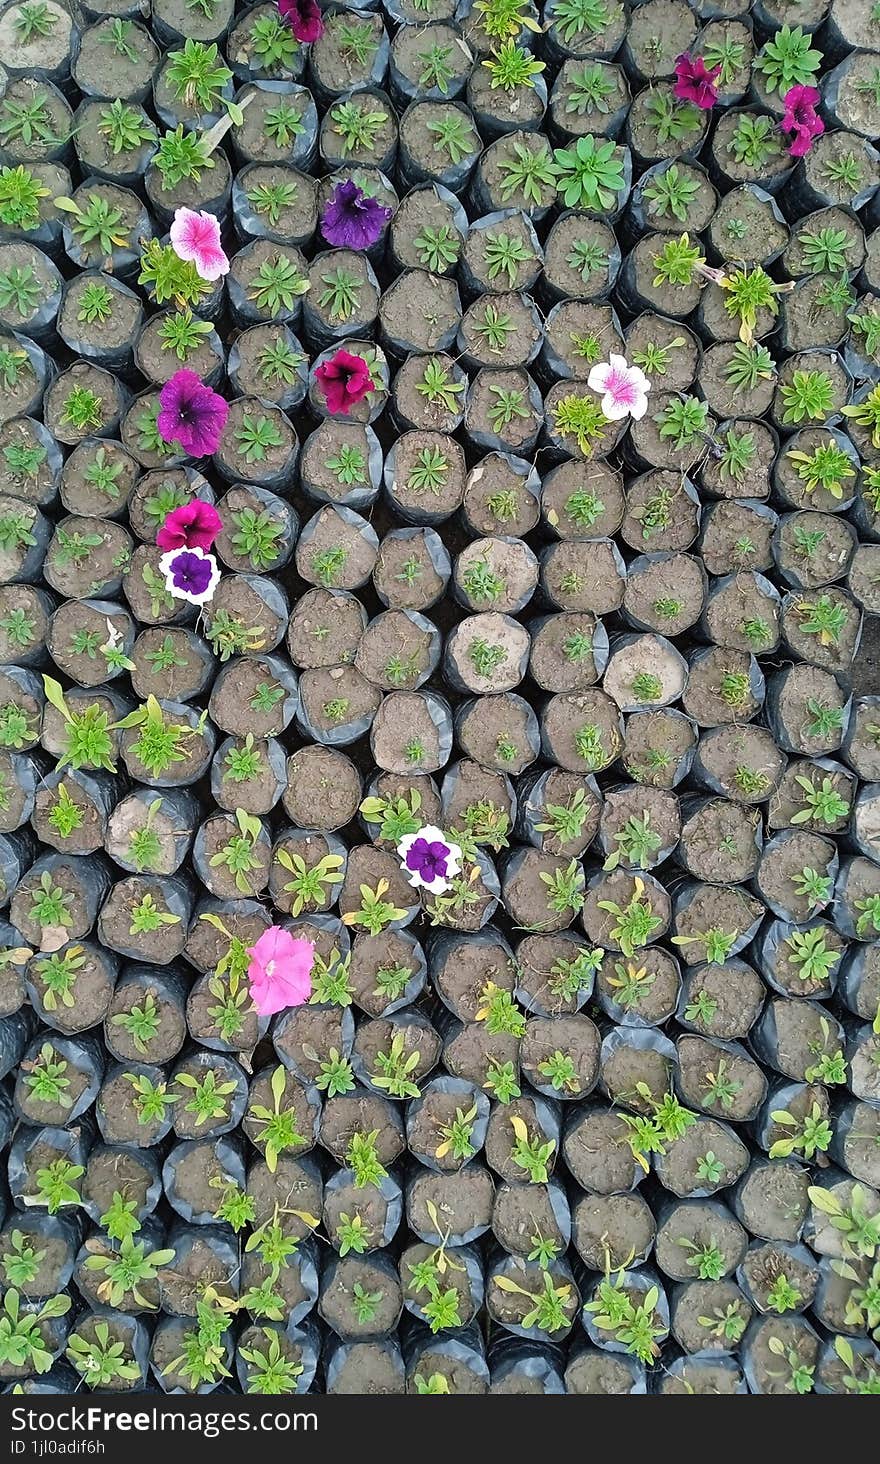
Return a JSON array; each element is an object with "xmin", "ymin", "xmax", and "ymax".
[
  {"xmin": 291, "ymin": 1210, "xmax": 320, "ymax": 1229},
  {"xmin": 492, "ymin": 1275, "xmax": 525, "ymax": 1294}
]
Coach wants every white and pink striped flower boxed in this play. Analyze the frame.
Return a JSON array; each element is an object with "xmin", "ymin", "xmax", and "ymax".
[
  {"xmin": 587, "ymin": 354, "xmax": 651, "ymax": 422},
  {"xmin": 169, "ymin": 207, "xmax": 229, "ymax": 282}
]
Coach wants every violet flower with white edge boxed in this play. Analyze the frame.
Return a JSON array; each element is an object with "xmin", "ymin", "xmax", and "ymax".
[
  {"xmin": 587, "ymin": 354, "xmax": 651, "ymax": 421},
  {"xmin": 397, "ymin": 825, "xmax": 462, "ymax": 896},
  {"xmin": 159, "ymin": 545, "xmax": 220, "ymax": 606}
]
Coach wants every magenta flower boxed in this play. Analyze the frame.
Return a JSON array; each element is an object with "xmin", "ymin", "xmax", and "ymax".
[
  {"xmin": 587, "ymin": 354, "xmax": 651, "ymax": 421},
  {"xmin": 278, "ymin": 0, "xmax": 323, "ymax": 44},
  {"xmin": 156, "ymin": 499, "xmax": 223, "ymax": 552},
  {"xmin": 157, "ymin": 370, "xmax": 229, "ymax": 457},
  {"xmin": 169, "ymin": 208, "xmax": 229, "ymax": 282},
  {"xmin": 673, "ymin": 54, "xmax": 720, "ymax": 110},
  {"xmin": 321, "ymin": 180, "xmax": 392, "ymax": 250},
  {"xmin": 780, "ymin": 84, "xmax": 824, "ymax": 158},
  {"xmin": 397, "ymin": 825, "xmax": 462, "ymax": 896},
  {"xmin": 315, "ymin": 349, "xmax": 373, "ymax": 416},
  {"xmin": 247, "ymin": 926, "xmax": 315, "ymax": 1016},
  {"xmin": 158, "ymin": 546, "xmax": 220, "ymax": 606}
]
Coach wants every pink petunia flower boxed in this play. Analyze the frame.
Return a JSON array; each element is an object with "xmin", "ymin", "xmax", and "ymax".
[
  {"xmin": 278, "ymin": 0, "xmax": 323, "ymax": 44},
  {"xmin": 157, "ymin": 369, "xmax": 229, "ymax": 457},
  {"xmin": 247, "ymin": 926, "xmax": 315, "ymax": 1016},
  {"xmin": 315, "ymin": 349, "xmax": 373, "ymax": 416},
  {"xmin": 169, "ymin": 208, "xmax": 229, "ymax": 282},
  {"xmin": 673, "ymin": 53, "xmax": 721, "ymax": 110},
  {"xmin": 156, "ymin": 499, "xmax": 223, "ymax": 552},
  {"xmin": 780, "ymin": 84, "xmax": 824, "ymax": 158},
  {"xmin": 587, "ymin": 354, "xmax": 651, "ymax": 421}
]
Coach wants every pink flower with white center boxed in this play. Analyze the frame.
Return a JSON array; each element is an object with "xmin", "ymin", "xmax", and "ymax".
[
  {"xmin": 587, "ymin": 354, "xmax": 651, "ymax": 422},
  {"xmin": 169, "ymin": 207, "xmax": 229, "ymax": 282},
  {"xmin": 247, "ymin": 926, "xmax": 315, "ymax": 1016}
]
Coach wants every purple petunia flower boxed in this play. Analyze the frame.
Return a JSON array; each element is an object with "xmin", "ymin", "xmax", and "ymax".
[
  {"xmin": 320, "ymin": 180, "xmax": 392, "ymax": 250},
  {"xmin": 157, "ymin": 369, "xmax": 229, "ymax": 458},
  {"xmin": 408, "ymin": 839, "xmax": 451, "ymax": 881},
  {"xmin": 158, "ymin": 545, "xmax": 221, "ymax": 606},
  {"xmin": 397, "ymin": 825, "xmax": 462, "ymax": 896}
]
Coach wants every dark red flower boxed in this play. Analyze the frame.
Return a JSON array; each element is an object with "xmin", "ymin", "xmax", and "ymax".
[
  {"xmin": 315, "ymin": 350, "xmax": 373, "ymax": 416},
  {"xmin": 278, "ymin": 0, "xmax": 323, "ymax": 44},
  {"xmin": 673, "ymin": 53, "xmax": 721, "ymax": 110},
  {"xmin": 780, "ymin": 84, "xmax": 824, "ymax": 158}
]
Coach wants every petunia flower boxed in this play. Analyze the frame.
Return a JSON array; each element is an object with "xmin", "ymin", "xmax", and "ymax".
[
  {"xmin": 397, "ymin": 825, "xmax": 462, "ymax": 896},
  {"xmin": 157, "ymin": 369, "xmax": 229, "ymax": 457},
  {"xmin": 247, "ymin": 926, "xmax": 315, "ymax": 1016},
  {"xmin": 169, "ymin": 208, "xmax": 229, "ymax": 282},
  {"xmin": 586, "ymin": 354, "xmax": 651, "ymax": 421},
  {"xmin": 278, "ymin": 0, "xmax": 323, "ymax": 44},
  {"xmin": 321, "ymin": 179, "xmax": 392, "ymax": 250},
  {"xmin": 156, "ymin": 499, "xmax": 223, "ymax": 552},
  {"xmin": 673, "ymin": 53, "xmax": 721, "ymax": 110},
  {"xmin": 315, "ymin": 349, "xmax": 373, "ymax": 416},
  {"xmin": 158, "ymin": 545, "xmax": 221, "ymax": 606},
  {"xmin": 780, "ymin": 84, "xmax": 824, "ymax": 158}
]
